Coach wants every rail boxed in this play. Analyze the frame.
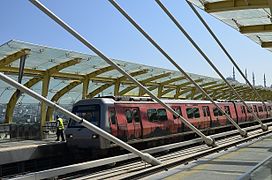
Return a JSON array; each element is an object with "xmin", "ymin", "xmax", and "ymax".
[{"xmin": 10, "ymin": 121, "xmax": 272, "ymax": 180}]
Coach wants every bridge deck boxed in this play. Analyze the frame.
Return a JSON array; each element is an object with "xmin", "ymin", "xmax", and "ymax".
[{"xmin": 149, "ymin": 133, "xmax": 272, "ymax": 180}]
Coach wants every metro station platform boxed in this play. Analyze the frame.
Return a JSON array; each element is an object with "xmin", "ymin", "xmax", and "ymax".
[
  {"xmin": 0, "ymin": 139, "xmax": 68, "ymax": 177},
  {"xmin": 0, "ymin": 139, "xmax": 67, "ymax": 165},
  {"xmin": 148, "ymin": 133, "xmax": 272, "ymax": 180}
]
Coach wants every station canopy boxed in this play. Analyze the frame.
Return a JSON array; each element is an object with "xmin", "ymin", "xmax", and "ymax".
[
  {"xmin": 0, "ymin": 40, "xmax": 272, "ymax": 107},
  {"xmin": 188, "ymin": 0, "xmax": 272, "ymax": 51}
]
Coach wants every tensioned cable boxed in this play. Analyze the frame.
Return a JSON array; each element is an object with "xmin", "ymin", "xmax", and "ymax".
[
  {"xmin": 28, "ymin": 0, "xmax": 215, "ymax": 147},
  {"xmin": 186, "ymin": 0, "xmax": 269, "ymax": 116},
  {"xmin": 154, "ymin": 0, "xmax": 267, "ymax": 131},
  {"xmin": 108, "ymin": 0, "xmax": 247, "ymax": 137}
]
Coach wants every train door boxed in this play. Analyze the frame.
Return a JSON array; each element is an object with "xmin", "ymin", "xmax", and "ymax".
[
  {"xmin": 185, "ymin": 106, "xmax": 201, "ymax": 129},
  {"xmin": 108, "ymin": 107, "xmax": 118, "ymax": 137},
  {"xmin": 202, "ymin": 106, "xmax": 211, "ymax": 129},
  {"xmin": 132, "ymin": 108, "xmax": 142, "ymax": 139},
  {"xmin": 124, "ymin": 109, "xmax": 135, "ymax": 140},
  {"xmin": 224, "ymin": 106, "xmax": 231, "ymax": 125},
  {"xmin": 124, "ymin": 108, "xmax": 142, "ymax": 140},
  {"xmin": 253, "ymin": 105, "xmax": 258, "ymax": 118},
  {"xmin": 171, "ymin": 106, "xmax": 182, "ymax": 133}
]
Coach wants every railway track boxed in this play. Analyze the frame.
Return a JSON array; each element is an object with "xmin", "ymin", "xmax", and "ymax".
[
  {"xmin": 63, "ymin": 127, "xmax": 272, "ymax": 180},
  {"xmin": 10, "ymin": 121, "xmax": 272, "ymax": 180}
]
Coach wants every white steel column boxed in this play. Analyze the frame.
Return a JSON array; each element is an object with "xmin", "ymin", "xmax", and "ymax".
[
  {"xmin": 0, "ymin": 72, "xmax": 161, "ymax": 166},
  {"xmin": 108, "ymin": 0, "xmax": 247, "ymax": 137},
  {"xmin": 155, "ymin": 0, "xmax": 267, "ymax": 131},
  {"xmin": 28, "ymin": 0, "xmax": 215, "ymax": 146}
]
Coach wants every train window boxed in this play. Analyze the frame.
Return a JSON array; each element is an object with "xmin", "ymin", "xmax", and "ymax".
[
  {"xmin": 109, "ymin": 109, "xmax": 116, "ymax": 125},
  {"xmin": 125, "ymin": 109, "xmax": 133, "ymax": 123},
  {"xmin": 241, "ymin": 106, "xmax": 246, "ymax": 114},
  {"xmin": 202, "ymin": 106, "xmax": 210, "ymax": 117},
  {"xmin": 157, "ymin": 109, "xmax": 168, "ymax": 121},
  {"xmin": 186, "ymin": 108, "xmax": 200, "ymax": 119},
  {"xmin": 213, "ymin": 108, "xmax": 223, "ymax": 117},
  {"xmin": 133, "ymin": 109, "xmax": 140, "ymax": 123},
  {"xmin": 224, "ymin": 106, "xmax": 231, "ymax": 116},
  {"xmin": 253, "ymin": 105, "xmax": 257, "ymax": 112},
  {"xmin": 147, "ymin": 109, "xmax": 158, "ymax": 122},
  {"xmin": 69, "ymin": 105, "xmax": 100, "ymax": 127},
  {"xmin": 247, "ymin": 106, "xmax": 253, "ymax": 113},
  {"xmin": 258, "ymin": 106, "xmax": 263, "ymax": 112},
  {"xmin": 172, "ymin": 106, "xmax": 182, "ymax": 119}
]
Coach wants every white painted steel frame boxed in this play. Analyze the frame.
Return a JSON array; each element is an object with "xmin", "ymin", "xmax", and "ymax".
[
  {"xmin": 186, "ymin": 0, "xmax": 269, "ymax": 128},
  {"xmin": 0, "ymin": 72, "xmax": 160, "ymax": 166},
  {"xmin": 109, "ymin": 0, "xmax": 247, "ymax": 137},
  {"xmin": 155, "ymin": 0, "xmax": 267, "ymax": 131},
  {"xmin": 28, "ymin": 0, "xmax": 215, "ymax": 146}
]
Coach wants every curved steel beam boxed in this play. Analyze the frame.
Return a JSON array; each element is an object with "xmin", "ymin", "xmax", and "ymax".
[
  {"xmin": 240, "ymin": 24, "xmax": 272, "ymax": 34},
  {"xmin": 86, "ymin": 83, "xmax": 113, "ymax": 98},
  {"xmin": 82, "ymin": 66, "xmax": 116, "ymax": 99},
  {"xmin": 114, "ymin": 69, "xmax": 148, "ymax": 96},
  {"xmin": 46, "ymin": 81, "xmax": 81, "ymax": 121},
  {"xmin": 5, "ymin": 77, "xmax": 42, "ymax": 123},
  {"xmin": 0, "ymin": 49, "xmax": 30, "ymax": 67},
  {"xmin": 4, "ymin": 58, "xmax": 81, "ymax": 123},
  {"xmin": 119, "ymin": 72, "xmax": 171, "ymax": 95},
  {"xmin": 204, "ymin": 0, "xmax": 269, "ymax": 13}
]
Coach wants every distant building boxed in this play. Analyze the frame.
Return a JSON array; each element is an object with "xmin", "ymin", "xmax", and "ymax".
[{"xmin": 226, "ymin": 76, "xmax": 239, "ymax": 83}]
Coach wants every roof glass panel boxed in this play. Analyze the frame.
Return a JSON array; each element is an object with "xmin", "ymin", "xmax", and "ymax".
[
  {"xmin": 188, "ymin": 1, "xmax": 272, "ymax": 53},
  {"xmin": 0, "ymin": 40, "xmax": 269, "ymax": 105}
]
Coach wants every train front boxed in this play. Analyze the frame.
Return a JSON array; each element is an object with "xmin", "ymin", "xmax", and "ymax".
[{"xmin": 65, "ymin": 98, "xmax": 114, "ymax": 149}]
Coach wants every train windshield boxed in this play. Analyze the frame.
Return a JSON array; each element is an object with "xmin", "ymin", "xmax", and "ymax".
[{"xmin": 69, "ymin": 105, "xmax": 100, "ymax": 127}]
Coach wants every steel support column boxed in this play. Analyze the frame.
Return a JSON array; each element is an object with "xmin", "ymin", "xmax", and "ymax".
[
  {"xmin": 5, "ymin": 77, "xmax": 42, "ymax": 123},
  {"xmin": 82, "ymin": 78, "xmax": 89, "ymax": 99},
  {"xmin": 155, "ymin": 0, "xmax": 266, "ymax": 132},
  {"xmin": 0, "ymin": 72, "xmax": 161, "ymax": 166},
  {"xmin": 46, "ymin": 81, "xmax": 82, "ymax": 121},
  {"xmin": 40, "ymin": 75, "xmax": 50, "ymax": 137},
  {"xmin": 113, "ymin": 0, "xmax": 245, "ymax": 137}
]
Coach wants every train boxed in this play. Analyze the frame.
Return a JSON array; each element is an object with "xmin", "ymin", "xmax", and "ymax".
[{"xmin": 65, "ymin": 96, "xmax": 272, "ymax": 149}]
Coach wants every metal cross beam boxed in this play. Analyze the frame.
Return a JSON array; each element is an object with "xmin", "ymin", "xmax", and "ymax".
[
  {"xmin": 29, "ymin": 0, "xmax": 215, "ymax": 147},
  {"xmin": 0, "ymin": 49, "xmax": 30, "ymax": 67},
  {"xmin": 204, "ymin": 0, "xmax": 269, "ymax": 13}
]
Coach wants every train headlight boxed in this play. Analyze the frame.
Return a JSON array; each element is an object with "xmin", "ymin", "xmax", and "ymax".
[
  {"xmin": 92, "ymin": 134, "xmax": 98, "ymax": 139},
  {"xmin": 66, "ymin": 134, "xmax": 73, "ymax": 138}
]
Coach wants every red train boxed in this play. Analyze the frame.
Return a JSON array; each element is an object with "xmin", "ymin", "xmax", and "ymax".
[{"xmin": 65, "ymin": 96, "xmax": 272, "ymax": 149}]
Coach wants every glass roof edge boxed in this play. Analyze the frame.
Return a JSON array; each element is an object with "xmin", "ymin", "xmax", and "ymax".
[{"xmin": 1, "ymin": 39, "xmax": 271, "ymax": 91}]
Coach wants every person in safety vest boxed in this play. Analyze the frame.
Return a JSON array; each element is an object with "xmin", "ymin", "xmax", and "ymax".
[{"xmin": 55, "ymin": 115, "xmax": 65, "ymax": 141}]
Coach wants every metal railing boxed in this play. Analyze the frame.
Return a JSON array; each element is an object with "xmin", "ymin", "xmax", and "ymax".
[{"xmin": 0, "ymin": 123, "xmax": 41, "ymax": 141}]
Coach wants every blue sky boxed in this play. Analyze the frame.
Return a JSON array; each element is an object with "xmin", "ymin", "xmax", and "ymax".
[{"xmin": 1, "ymin": 0, "xmax": 272, "ymax": 86}]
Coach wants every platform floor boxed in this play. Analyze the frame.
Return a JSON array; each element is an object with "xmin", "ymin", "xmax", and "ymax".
[
  {"xmin": 0, "ymin": 139, "xmax": 66, "ymax": 165},
  {"xmin": 148, "ymin": 133, "xmax": 272, "ymax": 180}
]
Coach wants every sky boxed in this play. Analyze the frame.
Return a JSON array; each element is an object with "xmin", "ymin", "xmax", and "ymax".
[{"xmin": 1, "ymin": 0, "xmax": 272, "ymax": 86}]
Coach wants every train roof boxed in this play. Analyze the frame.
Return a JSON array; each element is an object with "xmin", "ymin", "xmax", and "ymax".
[
  {"xmin": 95, "ymin": 96, "xmax": 220, "ymax": 104},
  {"xmin": 74, "ymin": 96, "xmax": 270, "ymax": 106}
]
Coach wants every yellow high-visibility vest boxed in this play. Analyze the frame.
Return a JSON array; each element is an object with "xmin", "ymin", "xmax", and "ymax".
[{"xmin": 57, "ymin": 118, "xmax": 64, "ymax": 130}]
